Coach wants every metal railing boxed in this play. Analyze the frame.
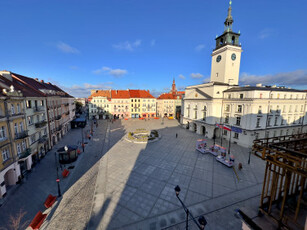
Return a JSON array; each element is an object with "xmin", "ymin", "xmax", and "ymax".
[{"xmin": 15, "ymin": 130, "xmax": 28, "ymax": 140}]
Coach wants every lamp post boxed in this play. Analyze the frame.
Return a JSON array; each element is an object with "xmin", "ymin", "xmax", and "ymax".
[
  {"xmin": 54, "ymin": 152, "xmax": 62, "ymax": 197},
  {"xmin": 174, "ymin": 185, "xmax": 207, "ymax": 229}
]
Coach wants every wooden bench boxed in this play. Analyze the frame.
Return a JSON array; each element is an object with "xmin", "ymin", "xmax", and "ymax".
[
  {"xmin": 44, "ymin": 194, "xmax": 56, "ymax": 208},
  {"xmin": 62, "ymin": 169, "xmax": 70, "ymax": 178},
  {"xmin": 28, "ymin": 211, "xmax": 47, "ymax": 230}
]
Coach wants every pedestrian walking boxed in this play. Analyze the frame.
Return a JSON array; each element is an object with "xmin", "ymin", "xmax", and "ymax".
[{"xmin": 176, "ymin": 133, "xmax": 178, "ymax": 138}]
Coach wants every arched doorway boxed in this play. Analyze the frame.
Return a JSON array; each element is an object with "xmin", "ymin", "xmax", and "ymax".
[
  {"xmin": 202, "ymin": 126, "xmax": 206, "ymax": 135},
  {"xmin": 213, "ymin": 128, "xmax": 221, "ymax": 138},
  {"xmin": 4, "ymin": 169, "xmax": 16, "ymax": 187},
  {"xmin": 193, "ymin": 123, "xmax": 197, "ymax": 132}
]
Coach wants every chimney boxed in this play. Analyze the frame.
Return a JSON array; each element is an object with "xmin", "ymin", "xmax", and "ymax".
[
  {"xmin": 40, "ymin": 80, "xmax": 44, "ymax": 83},
  {"xmin": 34, "ymin": 78, "xmax": 38, "ymax": 81}
]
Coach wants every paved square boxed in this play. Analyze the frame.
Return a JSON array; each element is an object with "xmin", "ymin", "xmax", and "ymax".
[{"xmin": 88, "ymin": 119, "xmax": 265, "ymax": 229}]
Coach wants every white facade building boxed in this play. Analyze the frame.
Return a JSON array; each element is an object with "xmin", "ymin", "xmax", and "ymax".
[{"xmin": 181, "ymin": 2, "xmax": 307, "ymax": 148}]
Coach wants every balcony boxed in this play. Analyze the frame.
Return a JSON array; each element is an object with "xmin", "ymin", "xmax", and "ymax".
[
  {"xmin": 9, "ymin": 111, "xmax": 25, "ymax": 118},
  {"xmin": 33, "ymin": 106, "xmax": 44, "ymax": 113},
  {"xmin": 15, "ymin": 130, "xmax": 28, "ymax": 140},
  {"xmin": 18, "ymin": 148, "xmax": 31, "ymax": 159},
  {"xmin": 55, "ymin": 115, "xmax": 62, "ymax": 120},
  {"xmin": 38, "ymin": 135, "xmax": 48, "ymax": 143},
  {"xmin": 35, "ymin": 120, "xmax": 47, "ymax": 128}
]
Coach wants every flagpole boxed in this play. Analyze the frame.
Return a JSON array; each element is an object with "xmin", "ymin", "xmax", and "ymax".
[{"xmin": 228, "ymin": 127, "xmax": 232, "ymax": 155}]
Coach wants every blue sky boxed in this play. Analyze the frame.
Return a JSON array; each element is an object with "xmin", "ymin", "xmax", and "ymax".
[{"xmin": 0, "ymin": 0, "xmax": 306, "ymax": 97}]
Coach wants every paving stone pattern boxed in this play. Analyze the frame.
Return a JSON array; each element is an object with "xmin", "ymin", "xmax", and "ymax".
[{"xmin": 88, "ymin": 119, "xmax": 266, "ymax": 230}]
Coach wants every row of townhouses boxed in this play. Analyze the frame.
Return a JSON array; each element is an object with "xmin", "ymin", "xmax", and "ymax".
[
  {"xmin": 181, "ymin": 2, "xmax": 307, "ymax": 148},
  {"xmin": 0, "ymin": 71, "xmax": 75, "ymax": 199},
  {"xmin": 88, "ymin": 84, "xmax": 185, "ymax": 120}
]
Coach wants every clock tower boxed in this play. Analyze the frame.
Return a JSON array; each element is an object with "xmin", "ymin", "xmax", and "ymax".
[{"xmin": 210, "ymin": 0, "xmax": 242, "ymax": 85}]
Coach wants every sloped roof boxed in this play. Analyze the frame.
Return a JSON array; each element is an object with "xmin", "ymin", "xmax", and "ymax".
[
  {"xmin": 129, "ymin": 89, "xmax": 155, "ymax": 98},
  {"xmin": 111, "ymin": 90, "xmax": 130, "ymax": 98},
  {"xmin": 88, "ymin": 90, "xmax": 111, "ymax": 100},
  {"xmin": 224, "ymin": 86, "xmax": 305, "ymax": 93},
  {"xmin": 0, "ymin": 75, "xmax": 45, "ymax": 98},
  {"xmin": 157, "ymin": 93, "xmax": 183, "ymax": 100}
]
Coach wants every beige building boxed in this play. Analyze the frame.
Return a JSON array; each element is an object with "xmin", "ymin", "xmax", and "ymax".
[{"xmin": 181, "ymin": 2, "xmax": 307, "ymax": 148}]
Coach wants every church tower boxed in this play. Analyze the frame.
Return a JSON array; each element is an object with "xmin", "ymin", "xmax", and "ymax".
[
  {"xmin": 171, "ymin": 78, "xmax": 177, "ymax": 94},
  {"xmin": 210, "ymin": 0, "xmax": 242, "ymax": 85}
]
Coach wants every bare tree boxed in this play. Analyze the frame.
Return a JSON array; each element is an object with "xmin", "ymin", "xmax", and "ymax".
[{"xmin": 0, "ymin": 209, "xmax": 30, "ymax": 230}]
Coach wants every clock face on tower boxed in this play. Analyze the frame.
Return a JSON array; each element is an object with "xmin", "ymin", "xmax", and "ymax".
[
  {"xmin": 231, "ymin": 53, "xmax": 236, "ymax": 61},
  {"xmin": 216, "ymin": 55, "xmax": 222, "ymax": 62}
]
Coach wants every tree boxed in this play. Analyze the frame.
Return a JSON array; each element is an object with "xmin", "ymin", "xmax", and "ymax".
[
  {"xmin": 0, "ymin": 209, "xmax": 30, "ymax": 230},
  {"xmin": 75, "ymin": 101, "xmax": 83, "ymax": 113}
]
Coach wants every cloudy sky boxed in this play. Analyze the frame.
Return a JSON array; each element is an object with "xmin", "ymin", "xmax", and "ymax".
[{"xmin": 0, "ymin": 0, "xmax": 306, "ymax": 97}]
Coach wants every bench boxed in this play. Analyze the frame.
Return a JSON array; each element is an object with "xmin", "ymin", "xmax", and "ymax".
[
  {"xmin": 62, "ymin": 169, "xmax": 70, "ymax": 178},
  {"xmin": 44, "ymin": 194, "xmax": 57, "ymax": 208},
  {"xmin": 28, "ymin": 211, "xmax": 47, "ymax": 230}
]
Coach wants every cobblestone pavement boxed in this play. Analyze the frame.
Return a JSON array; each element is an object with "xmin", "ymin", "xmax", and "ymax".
[
  {"xmin": 0, "ymin": 120, "xmax": 108, "ymax": 230},
  {"xmin": 87, "ymin": 119, "xmax": 266, "ymax": 230}
]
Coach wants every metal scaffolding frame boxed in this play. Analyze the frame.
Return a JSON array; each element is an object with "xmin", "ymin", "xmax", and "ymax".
[{"xmin": 253, "ymin": 133, "xmax": 307, "ymax": 229}]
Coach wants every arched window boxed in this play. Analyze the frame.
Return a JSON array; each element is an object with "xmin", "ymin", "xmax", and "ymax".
[
  {"xmin": 232, "ymin": 36, "xmax": 235, "ymax": 45},
  {"xmin": 220, "ymin": 38, "xmax": 224, "ymax": 45}
]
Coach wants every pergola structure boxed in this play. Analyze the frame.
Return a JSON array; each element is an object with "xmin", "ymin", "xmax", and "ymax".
[{"xmin": 253, "ymin": 133, "xmax": 307, "ymax": 229}]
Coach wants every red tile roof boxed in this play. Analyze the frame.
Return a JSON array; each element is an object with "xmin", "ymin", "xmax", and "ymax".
[
  {"xmin": 129, "ymin": 90, "xmax": 155, "ymax": 98},
  {"xmin": 111, "ymin": 90, "xmax": 130, "ymax": 98},
  {"xmin": 157, "ymin": 93, "xmax": 183, "ymax": 100},
  {"xmin": 88, "ymin": 90, "xmax": 111, "ymax": 100}
]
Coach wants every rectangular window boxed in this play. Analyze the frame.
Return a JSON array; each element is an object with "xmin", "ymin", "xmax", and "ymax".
[
  {"xmin": 267, "ymin": 117, "xmax": 271, "ymax": 126},
  {"xmin": 256, "ymin": 117, "xmax": 261, "ymax": 128},
  {"xmin": 236, "ymin": 116, "xmax": 241, "ymax": 126},
  {"xmin": 22, "ymin": 140, "xmax": 26, "ymax": 150},
  {"xmin": 19, "ymin": 122, "xmax": 24, "ymax": 132},
  {"xmin": 26, "ymin": 100, "xmax": 32, "ymax": 108},
  {"xmin": 0, "ymin": 126, "xmax": 6, "ymax": 139},
  {"xmin": 234, "ymin": 133, "xmax": 239, "ymax": 139},
  {"xmin": 223, "ymin": 130, "xmax": 227, "ymax": 135},
  {"xmin": 239, "ymin": 94, "xmax": 243, "ymax": 99},
  {"xmin": 237, "ymin": 105, "xmax": 242, "ymax": 113},
  {"xmin": 274, "ymin": 117, "xmax": 278, "ymax": 126},
  {"xmin": 31, "ymin": 134, "xmax": 36, "ymax": 144},
  {"xmin": 225, "ymin": 115, "xmax": 229, "ymax": 124},
  {"xmin": 17, "ymin": 143, "xmax": 22, "ymax": 155},
  {"xmin": 225, "ymin": 104, "xmax": 230, "ymax": 112},
  {"xmin": 280, "ymin": 130, "xmax": 283, "ymax": 136},
  {"xmin": 28, "ymin": 116, "xmax": 33, "ymax": 125},
  {"xmin": 17, "ymin": 103, "xmax": 20, "ymax": 113},
  {"xmin": 11, "ymin": 104, "xmax": 15, "ymax": 115},
  {"xmin": 14, "ymin": 123, "xmax": 18, "ymax": 134},
  {"xmin": 2, "ymin": 148, "xmax": 10, "ymax": 161},
  {"xmin": 258, "ymin": 106, "xmax": 262, "ymax": 114},
  {"xmin": 194, "ymin": 110, "xmax": 197, "ymax": 119}
]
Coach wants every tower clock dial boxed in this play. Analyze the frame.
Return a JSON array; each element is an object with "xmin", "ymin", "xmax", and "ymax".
[
  {"xmin": 216, "ymin": 55, "xmax": 222, "ymax": 62},
  {"xmin": 231, "ymin": 53, "xmax": 236, "ymax": 60}
]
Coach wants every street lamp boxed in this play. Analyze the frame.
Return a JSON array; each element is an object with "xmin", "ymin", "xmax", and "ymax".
[
  {"xmin": 54, "ymin": 152, "xmax": 62, "ymax": 197},
  {"xmin": 174, "ymin": 185, "xmax": 207, "ymax": 230}
]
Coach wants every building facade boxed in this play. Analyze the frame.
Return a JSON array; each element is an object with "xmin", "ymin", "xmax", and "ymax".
[
  {"xmin": 88, "ymin": 89, "xmax": 156, "ymax": 119},
  {"xmin": 181, "ymin": 2, "xmax": 307, "ymax": 148},
  {"xmin": 157, "ymin": 79, "xmax": 184, "ymax": 118}
]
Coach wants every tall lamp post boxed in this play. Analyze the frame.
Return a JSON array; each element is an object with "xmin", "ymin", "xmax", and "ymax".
[
  {"xmin": 174, "ymin": 185, "xmax": 207, "ymax": 229},
  {"xmin": 54, "ymin": 152, "xmax": 62, "ymax": 197}
]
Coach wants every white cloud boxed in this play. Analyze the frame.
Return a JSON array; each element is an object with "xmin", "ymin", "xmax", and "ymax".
[
  {"xmin": 64, "ymin": 82, "xmax": 113, "ymax": 98},
  {"xmin": 190, "ymin": 73, "xmax": 204, "ymax": 79},
  {"xmin": 195, "ymin": 44, "xmax": 205, "ymax": 52},
  {"xmin": 113, "ymin": 39, "xmax": 142, "ymax": 51},
  {"xmin": 93, "ymin": 66, "xmax": 128, "ymax": 77},
  {"xmin": 179, "ymin": 74, "xmax": 185, "ymax": 79},
  {"xmin": 240, "ymin": 70, "xmax": 307, "ymax": 86},
  {"xmin": 56, "ymin": 42, "xmax": 80, "ymax": 54},
  {"xmin": 258, "ymin": 29, "xmax": 275, "ymax": 39},
  {"xmin": 150, "ymin": 39, "xmax": 156, "ymax": 47}
]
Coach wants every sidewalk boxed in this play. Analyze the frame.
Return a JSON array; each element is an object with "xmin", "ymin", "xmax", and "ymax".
[{"xmin": 0, "ymin": 120, "xmax": 107, "ymax": 229}]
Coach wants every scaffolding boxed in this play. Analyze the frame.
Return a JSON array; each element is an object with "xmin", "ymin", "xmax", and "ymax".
[{"xmin": 253, "ymin": 133, "xmax": 307, "ymax": 229}]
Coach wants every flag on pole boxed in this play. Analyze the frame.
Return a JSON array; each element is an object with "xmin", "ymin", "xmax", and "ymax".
[
  {"xmin": 231, "ymin": 126, "xmax": 242, "ymax": 133},
  {"xmin": 223, "ymin": 125, "xmax": 231, "ymax": 131}
]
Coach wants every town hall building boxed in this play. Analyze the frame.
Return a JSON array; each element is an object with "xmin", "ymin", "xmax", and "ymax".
[{"xmin": 181, "ymin": 1, "xmax": 307, "ymax": 147}]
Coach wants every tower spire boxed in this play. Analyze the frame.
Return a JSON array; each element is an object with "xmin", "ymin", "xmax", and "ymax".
[{"xmin": 224, "ymin": 0, "xmax": 234, "ymax": 31}]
